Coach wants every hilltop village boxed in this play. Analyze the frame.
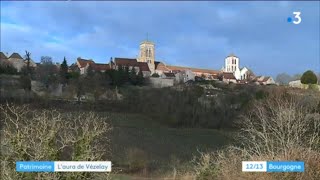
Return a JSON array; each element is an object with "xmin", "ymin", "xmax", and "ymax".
[{"xmin": 0, "ymin": 39, "xmax": 275, "ymax": 88}]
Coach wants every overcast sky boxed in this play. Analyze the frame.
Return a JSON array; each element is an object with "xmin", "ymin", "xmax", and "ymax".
[{"xmin": 1, "ymin": 1, "xmax": 319, "ymax": 77}]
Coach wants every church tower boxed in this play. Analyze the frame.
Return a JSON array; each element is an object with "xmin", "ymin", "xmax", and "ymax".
[
  {"xmin": 224, "ymin": 53, "xmax": 240, "ymax": 73},
  {"xmin": 138, "ymin": 39, "xmax": 155, "ymax": 74}
]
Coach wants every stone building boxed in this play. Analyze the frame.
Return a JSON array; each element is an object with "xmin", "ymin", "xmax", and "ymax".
[
  {"xmin": 137, "ymin": 40, "xmax": 155, "ymax": 74},
  {"xmin": 8, "ymin": 52, "xmax": 25, "ymax": 72},
  {"xmin": 222, "ymin": 53, "xmax": 251, "ymax": 80}
]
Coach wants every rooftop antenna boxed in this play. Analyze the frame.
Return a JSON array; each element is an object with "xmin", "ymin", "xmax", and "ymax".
[{"xmin": 146, "ymin": 33, "xmax": 149, "ymax": 41}]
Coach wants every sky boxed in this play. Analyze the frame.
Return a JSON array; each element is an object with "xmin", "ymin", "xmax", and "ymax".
[{"xmin": 0, "ymin": 1, "xmax": 319, "ymax": 77}]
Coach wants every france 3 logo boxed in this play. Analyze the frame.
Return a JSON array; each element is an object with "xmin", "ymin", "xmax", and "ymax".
[{"xmin": 287, "ymin": 12, "xmax": 302, "ymax": 25}]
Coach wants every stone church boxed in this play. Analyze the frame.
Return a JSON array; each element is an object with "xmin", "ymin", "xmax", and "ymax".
[{"xmin": 222, "ymin": 53, "xmax": 253, "ymax": 80}]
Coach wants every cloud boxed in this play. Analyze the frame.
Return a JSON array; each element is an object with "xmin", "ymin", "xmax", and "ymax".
[{"xmin": 0, "ymin": 1, "xmax": 319, "ymax": 76}]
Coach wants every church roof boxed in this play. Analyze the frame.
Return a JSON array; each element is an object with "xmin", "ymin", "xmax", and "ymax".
[
  {"xmin": 140, "ymin": 40, "xmax": 154, "ymax": 45},
  {"xmin": 114, "ymin": 57, "xmax": 138, "ymax": 66},
  {"xmin": 227, "ymin": 53, "xmax": 238, "ymax": 58},
  {"xmin": 114, "ymin": 57, "xmax": 150, "ymax": 72},
  {"xmin": 137, "ymin": 62, "xmax": 150, "ymax": 72},
  {"xmin": 9, "ymin": 52, "xmax": 23, "ymax": 59}
]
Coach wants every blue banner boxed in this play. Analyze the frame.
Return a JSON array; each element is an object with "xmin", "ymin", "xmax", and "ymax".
[
  {"xmin": 267, "ymin": 161, "xmax": 304, "ymax": 172},
  {"xmin": 16, "ymin": 161, "xmax": 55, "ymax": 172}
]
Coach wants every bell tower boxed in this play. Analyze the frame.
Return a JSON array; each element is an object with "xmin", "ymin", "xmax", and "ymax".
[{"xmin": 138, "ymin": 36, "xmax": 155, "ymax": 73}]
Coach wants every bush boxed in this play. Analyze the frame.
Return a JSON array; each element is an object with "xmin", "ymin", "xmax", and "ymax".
[
  {"xmin": 0, "ymin": 104, "xmax": 112, "ymax": 179},
  {"xmin": 0, "ymin": 64, "xmax": 18, "ymax": 75},
  {"xmin": 301, "ymin": 70, "xmax": 317, "ymax": 84},
  {"xmin": 125, "ymin": 147, "xmax": 148, "ymax": 172},
  {"xmin": 151, "ymin": 73, "xmax": 160, "ymax": 77},
  {"xmin": 193, "ymin": 90, "xmax": 320, "ymax": 179}
]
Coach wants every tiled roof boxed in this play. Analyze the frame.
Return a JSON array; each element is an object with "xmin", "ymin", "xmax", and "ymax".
[
  {"xmin": 9, "ymin": 52, "xmax": 23, "ymax": 59},
  {"xmin": 137, "ymin": 62, "xmax": 150, "ymax": 72},
  {"xmin": 92, "ymin": 63, "xmax": 110, "ymax": 71},
  {"xmin": 77, "ymin": 57, "xmax": 95, "ymax": 68},
  {"xmin": 166, "ymin": 65, "xmax": 219, "ymax": 75},
  {"xmin": 114, "ymin": 58, "xmax": 138, "ymax": 66},
  {"xmin": 0, "ymin": 52, "xmax": 8, "ymax": 59},
  {"xmin": 223, "ymin": 72, "xmax": 236, "ymax": 80},
  {"xmin": 163, "ymin": 72, "xmax": 175, "ymax": 78},
  {"xmin": 227, "ymin": 53, "xmax": 238, "ymax": 58},
  {"xmin": 155, "ymin": 62, "xmax": 171, "ymax": 71},
  {"xmin": 114, "ymin": 58, "xmax": 150, "ymax": 72}
]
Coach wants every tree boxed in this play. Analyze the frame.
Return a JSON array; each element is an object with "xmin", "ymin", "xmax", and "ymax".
[
  {"xmin": 151, "ymin": 73, "xmax": 160, "ymax": 77},
  {"xmin": 24, "ymin": 51, "xmax": 31, "ymax": 75},
  {"xmin": 36, "ymin": 56, "xmax": 58, "ymax": 88},
  {"xmin": 137, "ymin": 70, "xmax": 144, "ymax": 86},
  {"xmin": 1, "ymin": 104, "xmax": 111, "ymax": 179},
  {"xmin": 124, "ymin": 66, "xmax": 130, "ymax": 83},
  {"xmin": 59, "ymin": 57, "xmax": 69, "ymax": 85},
  {"xmin": 0, "ymin": 64, "xmax": 17, "ymax": 75},
  {"xmin": 275, "ymin": 73, "xmax": 292, "ymax": 85},
  {"xmin": 301, "ymin": 70, "xmax": 317, "ymax": 84},
  {"xmin": 129, "ymin": 67, "xmax": 137, "ymax": 85},
  {"xmin": 40, "ymin": 56, "xmax": 53, "ymax": 65}
]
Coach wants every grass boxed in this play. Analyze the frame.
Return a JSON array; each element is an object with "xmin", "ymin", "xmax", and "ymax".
[{"xmin": 102, "ymin": 112, "xmax": 235, "ymax": 177}]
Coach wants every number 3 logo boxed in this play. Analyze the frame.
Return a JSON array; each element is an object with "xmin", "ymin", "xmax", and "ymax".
[{"xmin": 293, "ymin": 12, "xmax": 301, "ymax": 24}]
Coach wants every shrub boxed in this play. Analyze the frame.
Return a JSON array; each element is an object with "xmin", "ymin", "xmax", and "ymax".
[
  {"xmin": 125, "ymin": 147, "xmax": 148, "ymax": 173},
  {"xmin": 151, "ymin": 73, "xmax": 160, "ymax": 77},
  {"xmin": 0, "ymin": 104, "xmax": 112, "ymax": 179},
  {"xmin": 301, "ymin": 70, "xmax": 317, "ymax": 84},
  {"xmin": 193, "ymin": 90, "xmax": 320, "ymax": 179}
]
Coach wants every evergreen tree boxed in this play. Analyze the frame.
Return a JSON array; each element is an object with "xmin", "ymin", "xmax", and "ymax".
[
  {"xmin": 129, "ymin": 67, "xmax": 137, "ymax": 85},
  {"xmin": 151, "ymin": 73, "xmax": 160, "ymax": 77},
  {"xmin": 59, "ymin": 56, "xmax": 69, "ymax": 85},
  {"xmin": 137, "ymin": 70, "xmax": 144, "ymax": 86},
  {"xmin": 117, "ymin": 65, "xmax": 124, "ymax": 86},
  {"xmin": 24, "ymin": 51, "xmax": 31, "ymax": 75},
  {"xmin": 124, "ymin": 66, "xmax": 130, "ymax": 83}
]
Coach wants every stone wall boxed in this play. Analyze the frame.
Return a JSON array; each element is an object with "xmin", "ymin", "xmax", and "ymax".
[{"xmin": 149, "ymin": 77, "xmax": 174, "ymax": 88}]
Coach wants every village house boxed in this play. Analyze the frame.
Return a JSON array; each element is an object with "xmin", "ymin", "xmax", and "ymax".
[
  {"xmin": 252, "ymin": 76, "xmax": 275, "ymax": 85},
  {"xmin": 6, "ymin": 52, "xmax": 25, "ymax": 72},
  {"xmin": 75, "ymin": 57, "xmax": 111, "ymax": 74},
  {"xmin": 112, "ymin": 57, "xmax": 151, "ymax": 77},
  {"xmin": 0, "ymin": 52, "xmax": 37, "ymax": 72}
]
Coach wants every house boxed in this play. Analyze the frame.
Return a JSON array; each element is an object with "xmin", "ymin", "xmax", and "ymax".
[
  {"xmin": 76, "ymin": 57, "xmax": 111, "ymax": 74},
  {"xmin": 113, "ymin": 57, "xmax": 151, "ymax": 77},
  {"xmin": 222, "ymin": 72, "xmax": 237, "ymax": 83},
  {"xmin": 253, "ymin": 76, "xmax": 275, "ymax": 85},
  {"xmin": 8, "ymin": 52, "xmax": 25, "ymax": 72},
  {"xmin": 24, "ymin": 58, "xmax": 37, "ymax": 68},
  {"xmin": 0, "ymin": 52, "xmax": 11, "ymax": 66},
  {"xmin": 162, "ymin": 72, "xmax": 175, "ymax": 79}
]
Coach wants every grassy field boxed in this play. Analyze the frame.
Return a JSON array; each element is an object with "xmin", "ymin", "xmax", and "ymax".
[{"xmin": 103, "ymin": 112, "xmax": 235, "ymax": 178}]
